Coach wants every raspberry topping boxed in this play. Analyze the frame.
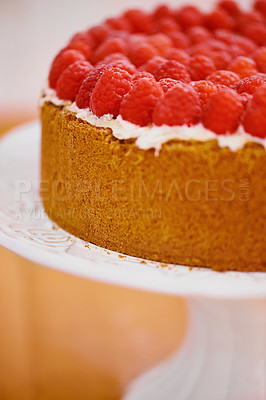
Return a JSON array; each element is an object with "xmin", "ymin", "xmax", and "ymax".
[
  {"xmin": 187, "ymin": 55, "xmax": 216, "ymax": 81},
  {"xmin": 56, "ymin": 60, "xmax": 93, "ymax": 101},
  {"xmin": 202, "ymin": 89, "xmax": 243, "ymax": 134},
  {"xmin": 46, "ymin": 1, "xmax": 266, "ymax": 137},
  {"xmin": 49, "ymin": 49, "xmax": 86, "ymax": 89},
  {"xmin": 243, "ymin": 86, "xmax": 266, "ymax": 138},
  {"xmin": 76, "ymin": 64, "xmax": 110, "ymax": 109},
  {"xmin": 207, "ymin": 70, "xmax": 240, "ymax": 87},
  {"xmin": 120, "ymin": 77, "xmax": 163, "ymax": 126},
  {"xmin": 90, "ymin": 67, "xmax": 132, "ymax": 117},
  {"xmin": 153, "ymin": 83, "xmax": 201, "ymax": 126},
  {"xmin": 154, "ymin": 60, "xmax": 191, "ymax": 82}
]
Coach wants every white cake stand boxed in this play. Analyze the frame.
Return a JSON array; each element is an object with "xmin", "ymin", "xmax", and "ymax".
[{"xmin": 1, "ymin": 122, "xmax": 266, "ymax": 400}]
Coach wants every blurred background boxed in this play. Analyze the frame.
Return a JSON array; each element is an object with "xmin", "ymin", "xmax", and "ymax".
[{"xmin": 0, "ymin": 1, "xmax": 190, "ymax": 399}]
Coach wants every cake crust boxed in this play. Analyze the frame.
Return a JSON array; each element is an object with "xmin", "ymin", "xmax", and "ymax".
[{"xmin": 41, "ymin": 102, "xmax": 266, "ymax": 272}]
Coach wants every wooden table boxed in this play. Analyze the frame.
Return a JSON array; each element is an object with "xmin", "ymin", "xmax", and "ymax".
[{"xmin": 0, "ymin": 116, "xmax": 187, "ymax": 400}]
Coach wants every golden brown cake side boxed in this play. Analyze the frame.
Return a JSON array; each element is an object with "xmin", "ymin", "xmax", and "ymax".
[{"xmin": 41, "ymin": 102, "xmax": 266, "ymax": 272}]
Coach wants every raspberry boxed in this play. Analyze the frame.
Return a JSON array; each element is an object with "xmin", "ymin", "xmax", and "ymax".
[
  {"xmin": 147, "ymin": 34, "xmax": 173, "ymax": 56},
  {"xmin": 241, "ymin": 23, "xmax": 266, "ymax": 46},
  {"xmin": 159, "ymin": 78, "xmax": 179, "ymax": 93},
  {"xmin": 154, "ymin": 60, "xmax": 191, "ymax": 82},
  {"xmin": 90, "ymin": 67, "xmax": 132, "ymax": 117},
  {"xmin": 88, "ymin": 24, "xmax": 111, "ymax": 46},
  {"xmin": 106, "ymin": 17, "xmax": 132, "ymax": 32},
  {"xmin": 97, "ymin": 52, "xmax": 129, "ymax": 65},
  {"xmin": 67, "ymin": 32, "xmax": 93, "ymax": 59},
  {"xmin": 108, "ymin": 59, "xmax": 137, "ymax": 75},
  {"xmin": 207, "ymin": 70, "xmax": 240, "ymax": 87},
  {"xmin": 165, "ymin": 48, "xmax": 190, "ymax": 65},
  {"xmin": 153, "ymin": 83, "xmax": 201, "ymax": 126},
  {"xmin": 133, "ymin": 71, "xmax": 155, "ymax": 82},
  {"xmin": 167, "ymin": 32, "xmax": 191, "ymax": 49},
  {"xmin": 211, "ymin": 51, "xmax": 232, "ymax": 69},
  {"xmin": 254, "ymin": 0, "xmax": 266, "ymax": 19},
  {"xmin": 233, "ymin": 74, "xmax": 266, "ymax": 94},
  {"xmin": 240, "ymin": 93, "xmax": 252, "ymax": 109},
  {"xmin": 243, "ymin": 86, "xmax": 266, "ymax": 137},
  {"xmin": 76, "ymin": 64, "xmax": 110, "ymax": 109},
  {"xmin": 129, "ymin": 41, "xmax": 158, "ymax": 67},
  {"xmin": 120, "ymin": 77, "xmax": 163, "ymax": 126},
  {"xmin": 56, "ymin": 60, "xmax": 93, "ymax": 101},
  {"xmin": 176, "ymin": 6, "xmax": 203, "ymax": 30},
  {"xmin": 91, "ymin": 37, "xmax": 128, "ymax": 64},
  {"xmin": 187, "ymin": 55, "xmax": 216, "ymax": 81},
  {"xmin": 123, "ymin": 9, "xmax": 152, "ymax": 33},
  {"xmin": 202, "ymin": 89, "xmax": 243, "ymax": 134},
  {"xmin": 204, "ymin": 8, "xmax": 234, "ymax": 31},
  {"xmin": 233, "ymin": 36, "xmax": 257, "ymax": 57},
  {"xmin": 190, "ymin": 80, "xmax": 218, "ymax": 107},
  {"xmin": 253, "ymin": 47, "xmax": 266, "ymax": 73},
  {"xmin": 187, "ymin": 26, "xmax": 212, "ymax": 44},
  {"xmin": 151, "ymin": 17, "xmax": 180, "ymax": 35},
  {"xmin": 152, "ymin": 4, "xmax": 173, "ymax": 20},
  {"xmin": 228, "ymin": 56, "xmax": 257, "ymax": 78},
  {"xmin": 48, "ymin": 49, "xmax": 86, "ymax": 89},
  {"xmin": 138, "ymin": 56, "xmax": 166, "ymax": 75},
  {"xmin": 218, "ymin": 0, "xmax": 240, "ymax": 15}
]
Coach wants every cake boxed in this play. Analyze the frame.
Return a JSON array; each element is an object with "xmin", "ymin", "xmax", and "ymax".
[{"xmin": 40, "ymin": 0, "xmax": 266, "ymax": 272}]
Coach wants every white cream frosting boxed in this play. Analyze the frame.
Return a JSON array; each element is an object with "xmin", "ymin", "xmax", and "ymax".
[{"xmin": 40, "ymin": 88, "xmax": 266, "ymax": 155}]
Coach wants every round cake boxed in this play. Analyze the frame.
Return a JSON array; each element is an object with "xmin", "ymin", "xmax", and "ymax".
[{"xmin": 41, "ymin": 0, "xmax": 266, "ymax": 272}]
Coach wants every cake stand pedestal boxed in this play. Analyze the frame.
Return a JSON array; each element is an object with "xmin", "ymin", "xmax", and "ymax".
[
  {"xmin": 1, "ymin": 123, "xmax": 266, "ymax": 400},
  {"xmin": 125, "ymin": 299, "xmax": 266, "ymax": 400}
]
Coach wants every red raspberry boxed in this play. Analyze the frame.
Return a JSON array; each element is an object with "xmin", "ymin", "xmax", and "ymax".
[
  {"xmin": 138, "ymin": 56, "xmax": 166, "ymax": 75},
  {"xmin": 204, "ymin": 8, "xmax": 234, "ymax": 31},
  {"xmin": 190, "ymin": 80, "xmax": 218, "ymax": 107},
  {"xmin": 211, "ymin": 51, "xmax": 232, "ymax": 69},
  {"xmin": 67, "ymin": 32, "xmax": 94, "ymax": 59},
  {"xmin": 176, "ymin": 6, "xmax": 203, "ymax": 30},
  {"xmin": 133, "ymin": 72, "xmax": 155, "ymax": 82},
  {"xmin": 108, "ymin": 59, "xmax": 137, "ymax": 75},
  {"xmin": 154, "ymin": 60, "xmax": 191, "ymax": 82},
  {"xmin": 243, "ymin": 86, "xmax": 266, "ymax": 138},
  {"xmin": 187, "ymin": 26, "xmax": 212, "ymax": 44},
  {"xmin": 202, "ymin": 89, "xmax": 243, "ymax": 134},
  {"xmin": 167, "ymin": 32, "xmax": 191, "ymax": 49},
  {"xmin": 207, "ymin": 70, "xmax": 240, "ymax": 87},
  {"xmin": 90, "ymin": 67, "xmax": 132, "ymax": 117},
  {"xmin": 56, "ymin": 60, "xmax": 93, "ymax": 101},
  {"xmin": 49, "ymin": 49, "xmax": 86, "ymax": 89},
  {"xmin": 241, "ymin": 23, "xmax": 266, "ymax": 46},
  {"xmin": 233, "ymin": 74, "xmax": 266, "ymax": 94},
  {"xmin": 165, "ymin": 48, "xmax": 190, "ymax": 65},
  {"xmin": 228, "ymin": 56, "xmax": 257, "ymax": 79},
  {"xmin": 233, "ymin": 36, "xmax": 257, "ymax": 57},
  {"xmin": 159, "ymin": 78, "xmax": 179, "ymax": 93},
  {"xmin": 253, "ymin": 47, "xmax": 266, "ymax": 73},
  {"xmin": 152, "ymin": 4, "xmax": 173, "ymax": 20},
  {"xmin": 240, "ymin": 93, "xmax": 252, "ymax": 109},
  {"xmin": 91, "ymin": 37, "xmax": 128, "ymax": 64},
  {"xmin": 120, "ymin": 77, "xmax": 163, "ymax": 126},
  {"xmin": 88, "ymin": 24, "xmax": 111, "ymax": 47},
  {"xmin": 153, "ymin": 83, "xmax": 201, "ymax": 126},
  {"xmin": 147, "ymin": 34, "xmax": 173, "ymax": 56},
  {"xmin": 151, "ymin": 17, "xmax": 180, "ymax": 35},
  {"xmin": 76, "ymin": 64, "xmax": 110, "ymax": 109},
  {"xmin": 123, "ymin": 9, "xmax": 152, "ymax": 33},
  {"xmin": 254, "ymin": 0, "xmax": 266, "ymax": 19},
  {"xmin": 97, "ymin": 53, "xmax": 129, "ymax": 65},
  {"xmin": 129, "ymin": 40, "xmax": 158, "ymax": 67},
  {"xmin": 106, "ymin": 17, "xmax": 132, "ymax": 32},
  {"xmin": 218, "ymin": 0, "xmax": 241, "ymax": 15},
  {"xmin": 187, "ymin": 55, "xmax": 216, "ymax": 81}
]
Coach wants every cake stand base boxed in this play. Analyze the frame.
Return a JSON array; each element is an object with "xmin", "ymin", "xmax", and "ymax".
[{"xmin": 124, "ymin": 298, "xmax": 266, "ymax": 400}]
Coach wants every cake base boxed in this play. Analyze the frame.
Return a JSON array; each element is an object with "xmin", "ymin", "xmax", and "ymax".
[{"xmin": 41, "ymin": 103, "xmax": 266, "ymax": 271}]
